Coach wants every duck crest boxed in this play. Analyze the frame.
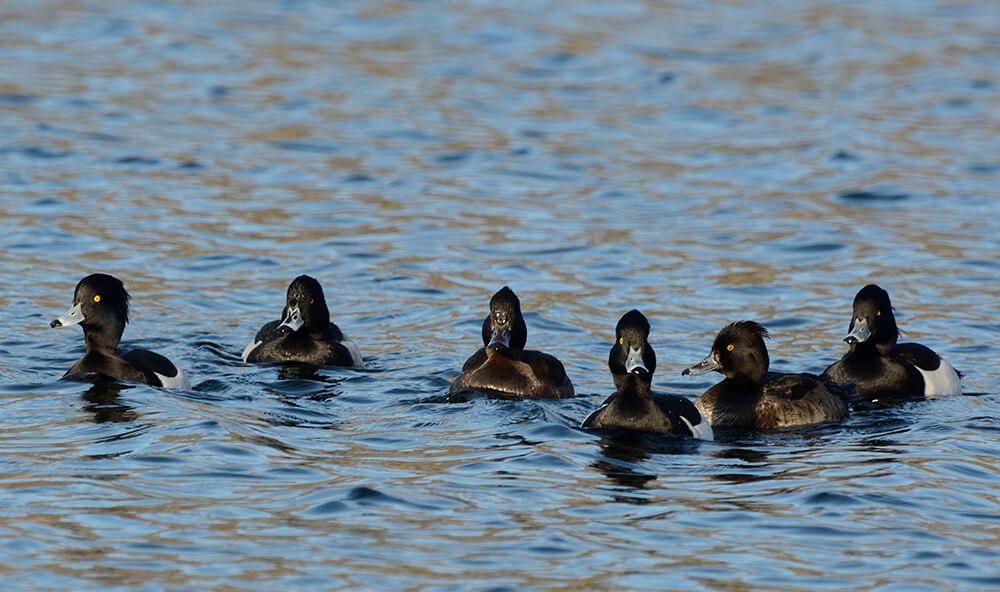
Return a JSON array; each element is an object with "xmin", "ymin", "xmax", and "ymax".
[
  {"xmin": 482, "ymin": 286, "xmax": 527, "ymax": 354},
  {"xmin": 715, "ymin": 321, "xmax": 770, "ymax": 384},
  {"xmin": 77, "ymin": 273, "xmax": 131, "ymax": 325},
  {"xmin": 286, "ymin": 275, "xmax": 330, "ymax": 333},
  {"xmin": 719, "ymin": 320, "xmax": 770, "ymax": 342},
  {"xmin": 850, "ymin": 284, "xmax": 898, "ymax": 354}
]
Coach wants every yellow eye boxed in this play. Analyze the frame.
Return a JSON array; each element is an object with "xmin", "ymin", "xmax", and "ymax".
[
  {"xmin": 876, "ymin": 310, "xmax": 881, "ymax": 316},
  {"xmin": 619, "ymin": 337, "xmax": 623, "ymax": 345},
  {"xmin": 726, "ymin": 344, "xmax": 734, "ymax": 351},
  {"xmin": 93, "ymin": 295, "xmax": 101, "ymax": 303},
  {"xmin": 309, "ymin": 299, "xmax": 314, "ymax": 304}
]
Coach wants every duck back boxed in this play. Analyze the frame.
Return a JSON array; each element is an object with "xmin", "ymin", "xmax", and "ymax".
[
  {"xmin": 697, "ymin": 373, "xmax": 848, "ymax": 429},
  {"xmin": 450, "ymin": 348, "xmax": 573, "ymax": 398}
]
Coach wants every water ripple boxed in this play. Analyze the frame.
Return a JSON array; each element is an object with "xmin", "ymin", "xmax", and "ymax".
[{"xmin": 1, "ymin": 0, "xmax": 999, "ymax": 590}]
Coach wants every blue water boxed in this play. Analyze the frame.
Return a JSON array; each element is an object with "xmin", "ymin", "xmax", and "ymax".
[{"xmin": 2, "ymin": 0, "xmax": 1000, "ymax": 589}]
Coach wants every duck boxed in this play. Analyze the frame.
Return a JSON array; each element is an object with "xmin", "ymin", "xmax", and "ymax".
[
  {"xmin": 582, "ymin": 310, "xmax": 713, "ymax": 440},
  {"xmin": 683, "ymin": 321, "xmax": 850, "ymax": 429},
  {"xmin": 242, "ymin": 275, "xmax": 362, "ymax": 367},
  {"xmin": 50, "ymin": 273, "xmax": 190, "ymax": 389},
  {"xmin": 820, "ymin": 284, "xmax": 961, "ymax": 400},
  {"xmin": 450, "ymin": 286, "xmax": 573, "ymax": 398}
]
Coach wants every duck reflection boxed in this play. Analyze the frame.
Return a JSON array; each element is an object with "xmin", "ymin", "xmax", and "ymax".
[
  {"xmin": 709, "ymin": 444, "xmax": 772, "ymax": 484},
  {"xmin": 592, "ymin": 437, "xmax": 657, "ymax": 493},
  {"xmin": 80, "ymin": 378, "xmax": 139, "ymax": 424},
  {"xmin": 257, "ymin": 365, "xmax": 347, "ymax": 429},
  {"xmin": 276, "ymin": 363, "xmax": 324, "ymax": 382},
  {"xmin": 591, "ymin": 431, "xmax": 701, "ymax": 496},
  {"xmin": 264, "ymin": 363, "xmax": 347, "ymax": 401}
]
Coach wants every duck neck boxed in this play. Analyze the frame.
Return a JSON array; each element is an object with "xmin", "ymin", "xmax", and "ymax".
[
  {"xmin": 873, "ymin": 331, "xmax": 897, "ymax": 355},
  {"xmin": 853, "ymin": 335, "xmax": 894, "ymax": 357},
  {"xmin": 82, "ymin": 321, "xmax": 124, "ymax": 355},
  {"xmin": 488, "ymin": 345, "xmax": 523, "ymax": 361},
  {"xmin": 726, "ymin": 373, "xmax": 761, "ymax": 389},
  {"xmin": 306, "ymin": 305, "xmax": 330, "ymax": 338},
  {"xmin": 613, "ymin": 373, "xmax": 652, "ymax": 400}
]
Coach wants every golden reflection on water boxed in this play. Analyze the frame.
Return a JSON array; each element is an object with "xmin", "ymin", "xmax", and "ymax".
[{"xmin": 2, "ymin": 0, "xmax": 1000, "ymax": 589}]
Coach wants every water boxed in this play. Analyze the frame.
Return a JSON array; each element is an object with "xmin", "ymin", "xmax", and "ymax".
[{"xmin": 2, "ymin": 0, "xmax": 1000, "ymax": 589}]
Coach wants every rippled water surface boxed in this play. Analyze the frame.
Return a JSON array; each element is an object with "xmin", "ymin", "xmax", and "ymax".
[{"xmin": 3, "ymin": 0, "xmax": 1000, "ymax": 589}]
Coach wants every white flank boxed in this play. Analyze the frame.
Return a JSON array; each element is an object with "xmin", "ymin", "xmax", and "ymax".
[
  {"xmin": 916, "ymin": 359, "xmax": 962, "ymax": 398},
  {"xmin": 341, "ymin": 336, "xmax": 364, "ymax": 368},
  {"xmin": 580, "ymin": 405, "xmax": 606, "ymax": 428},
  {"xmin": 241, "ymin": 339, "xmax": 262, "ymax": 363},
  {"xmin": 156, "ymin": 366, "xmax": 191, "ymax": 390},
  {"xmin": 682, "ymin": 415, "xmax": 714, "ymax": 441}
]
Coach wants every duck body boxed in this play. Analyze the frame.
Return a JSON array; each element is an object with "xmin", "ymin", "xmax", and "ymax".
[
  {"xmin": 452, "ymin": 346, "xmax": 572, "ymax": 399},
  {"xmin": 242, "ymin": 275, "xmax": 362, "ymax": 367},
  {"xmin": 582, "ymin": 310, "xmax": 712, "ymax": 440},
  {"xmin": 450, "ymin": 286, "xmax": 573, "ymax": 399},
  {"xmin": 820, "ymin": 284, "xmax": 961, "ymax": 400},
  {"xmin": 583, "ymin": 382, "xmax": 712, "ymax": 439},
  {"xmin": 244, "ymin": 318, "xmax": 361, "ymax": 367},
  {"xmin": 51, "ymin": 273, "xmax": 189, "ymax": 389},
  {"xmin": 685, "ymin": 320, "xmax": 849, "ymax": 430},
  {"xmin": 65, "ymin": 348, "xmax": 184, "ymax": 387},
  {"xmin": 694, "ymin": 371, "xmax": 849, "ymax": 430}
]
